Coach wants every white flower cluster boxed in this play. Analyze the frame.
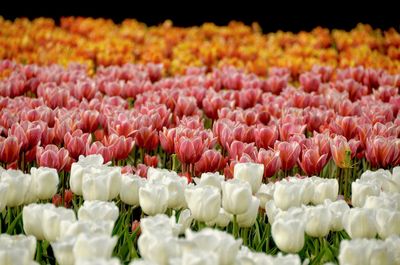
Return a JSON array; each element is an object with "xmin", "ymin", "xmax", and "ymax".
[
  {"xmin": 130, "ymin": 214, "xmax": 302, "ymax": 265},
  {"xmin": 23, "ymin": 200, "xmax": 119, "ymax": 265},
  {"xmin": 0, "ymin": 167, "xmax": 59, "ymax": 209}
]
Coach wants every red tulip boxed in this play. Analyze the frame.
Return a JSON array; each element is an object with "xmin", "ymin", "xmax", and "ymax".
[
  {"xmin": 86, "ymin": 141, "xmax": 113, "ymax": 163},
  {"xmin": 365, "ymin": 136, "xmax": 399, "ymax": 168},
  {"xmin": 263, "ymin": 75, "xmax": 287, "ymax": 94},
  {"xmin": 299, "ymin": 72, "xmax": 321, "ymax": 93},
  {"xmin": 274, "ymin": 141, "xmax": 301, "ymax": 171},
  {"xmin": 255, "ymin": 125, "xmax": 278, "ymax": 149},
  {"xmin": 257, "ymin": 148, "xmax": 281, "ymax": 178},
  {"xmin": 80, "ymin": 110, "xmax": 100, "ymax": 133},
  {"xmin": 174, "ymin": 96, "xmax": 200, "ymax": 119},
  {"xmin": 298, "ymin": 146, "xmax": 328, "ymax": 176},
  {"xmin": 144, "ymin": 154, "xmax": 158, "ymax": 168},
  {"xmin": 159, "ymin": 127, "xmax": 177, "ymax": 154},
  {"xmin": 64, "ymin": 130, "xmax": 91, "ymax": 160},
  {"xmin": 175, "ymin": 136, "xmax": 206, "ymax": 165},
  {"xmin": 106, "ymin": 134, "xmax": 134, "ymax": 161},
  {"xmin": 36, "ymin": 145, "xmax": 71, "ymax": 171},
  {"xmin": 9, "ymin": 122, "xmax": 42, "ymax": 151},
  {"xmin": 135, "ymin": 127, "xmax": 159, "ymax": 152},
  {"xmin": 226, "ymin": 140, "xmax": 257, "ymax": 161},
  {"xmin": 0, "ymin": 136, "xmax": 20, "ymax": 164},
  {"xmin": 194, "ymin": 149, "xmax": 227, "ymax": 176},
  {"xmin": 132, "ymin": 220, "xmax": 141, "ymax": 235}
]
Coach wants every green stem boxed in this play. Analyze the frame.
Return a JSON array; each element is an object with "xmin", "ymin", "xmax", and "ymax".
[
  {"xmin": 36, "ymin": 240, "xmax": 42, "ymax": 262},
  {"xmin": 233, "ymin": 215, "xmax": 238, "ymax": 239}
]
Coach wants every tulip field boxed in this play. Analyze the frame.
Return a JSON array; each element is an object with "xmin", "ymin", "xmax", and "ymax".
[{"xmin": 1, "ymin": 17, "xmax": 400, "ymax": 265}]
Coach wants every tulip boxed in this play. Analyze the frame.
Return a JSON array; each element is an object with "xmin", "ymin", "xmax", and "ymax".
[
  {"xmin": 42, "ymin": 207, "xmax": 76, "ymax": 242},
  {"xmin": 138, "ymin": 232, "xmax": 179, "ymax": 265},
  {"xmin": 304, "ymin": 205, "xmax": 332, "ymax": 237},
  {"xmin": 70, "ymin": 155, "xmax": 105, "ymax": 196},
  {"xmin": 135, "ymin": 127, "xmax": 159, "ymax": 152},
  {"xmin": 107, "ymin": 135, "xmax": 134, "ymax": 161},
  {"xmin": 139, "ymin": 183, "xmax": 168, "ymax": 216},
  {"xmin": 0, "ymin": 234, "xmax": 36, "ymax": 260},
  {"xmin": 275, "ymin": 141, "xmax": 301, "ymax": 171},
  {"xmin": 375, "ymin": 209, "xmax": 400, "ymax": 239},
  {"xmin": 254, "ymin": 125, "xmax": 278, "ymax": 149},
  {"xmin": 256, "ymin": 148, "xmax": 281, "ymax": 179},
  {"xmin": 330, "ymin": 135, "xmax": 352, "ymax": 168},
  {"xmin": 1, "ymin": 169, "xmax": 30, "ymax": 207},
  {"xmin": 324, "ymin": 199, "xmax": 350, "ymax": 231},
  {"xmin": 206, "ymin": 208, "xmax": 232, "ymax": 228},
  {"xmin": 175, "ymin": 136, "xmax": 206, "ymax": 165},
  {"xmin": 365, "ymin": 136, "xmax": 399, "ymax": 169},
  {"xmin": 177, "ymin": 209, "xmax": 193, "ymax": 234},
  {"xmin": 194, "ymin": 172, "xmax": 225, "ymax": 190},
  {"xmin": 255, "ymin": 183, "xmax": 275, "ymax": 209},
  {"xmin": 78, "ymin": 200, "xmax": 119, "ymax": 223},
  {"xmin": 75, "ymin": 258, "xmax": 121, "ymax": 265},
  {"xmin": 119, "ymin": 174, "xmax": 145, "ymax": 206},
  {"xmin": 311, "ymin": 177, "xmax": 339, "ymax": 205},
  {"xmin": 273, "ymin": 181, "xmax": 305, "ymax": 210},
  {"xmin": 30, "ymin": 167, "xmax": 59, "ymax": 200},
  {"xmin": 272, "ymin": 218, "xmax": 305, "ymax": 253},
  {"xmin": 80, "ymin": 110, "xmax": 100, "ymax": 133},
  {"xmin": 23, "ymin": 203, "xmax": 55, "ymax": 240},
  {"xmin": 64, "ymin": 130, "xmax": 92, "ymax": 160},
  {"xmin": 36, "ymin": 145, "xmax": 71, "ymax": 171},
  {"xmin": 180, "ymin": 250, "xmax": 219, "ymax": 265},
  {"xmin": 81, "ymin": 166, "xmax": 122, "ymax": 201},
  {"xmin": 185, "ymin": 228, "xmax": 242, "ymax": 265},
  {"xmin": 351, "ymin": 180, "xmax": 380, "ymax": 208},
  {"xmin": 221, "ymin": 179, "xmax": 252, "ymax": 215},
  {"xmin": 237, "ymin": 196, "xmax": 260, "ymax": 228},
  {"xmin": 0, "ymin": 136, "xmax": 20, "ymax": 164},
  {"xmin": 298, "ymin": 147, "xmax": 328, "ymax": 176},
  {"xmin": 233, "ymin": 162, "xmax": 264, "ymax": 194},
  {"xmin": 343, "ymin": 208, "xmax": 377, "ymax": 239},
  {"xmin": 73, "ymin": 233, "xmax": 118, "ymax": 260},
  {"xmin": 184, "ymin": 185, "xmax": 221, "ymax": 222},
  {"xmin": 194, "ymin": 149, "xmax": 227, "ymax": 176},
  {"xmin": 159, "ymin": 127, "xmax": 177, "ymax": 154},
  {"xmin": 0, "ymin": 182, "xmax": 9, "ymax": 211},
  {"xmin": 86, "ymin": 142, "xmax": 113, "ymax": 163}
]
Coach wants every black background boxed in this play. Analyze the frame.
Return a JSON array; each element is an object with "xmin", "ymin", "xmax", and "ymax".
[{"xmin": 1, "ymin": 1, "xmax": 399, "ymax": 32}]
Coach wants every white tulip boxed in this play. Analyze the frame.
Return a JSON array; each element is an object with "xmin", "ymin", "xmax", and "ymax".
[
  {"xmin": 147, "ymin": 167, "xmax": 179, "ymax": 181},
  {"xmin": 185, "ymin": 185, "xmax": 221, "ymax": 222},
  {"xmin": 255, "ymin": 182, "xmax": 274, "ymax": 209},
  {"xmin": 222, "ymin": 179, "xmax": 252, "ymax": 215},
  {"xmin": 129, "ymin": 260, "xmax": 157, "ymax": 265},
  {"xmin": 0, "ymin": 234, "xmax": 36, "ymax": 260},
  {"xmin": 304, "ymin": 205, "xmax": 332, "ymax": 237},
  {"xmin": 78, "ymin": 200, "xmax": 119, "ymax": 223},
  {"xmin": 375, "ymin": 209, "xmax": 400, "ymax": 239},
  {"xmin": 351, "ymin": 180, "xmax": 380, "ymax": 207},
  {"xmin": 1, "ymin": 169, "xmax": 30, "ymax": 206},
  {"xmin": 185, "ymin": 228, "xmax": 242, "ymax": 265},
  {"xmin": 272, "ymin": 218, "xmax": 305, "ymax": 253},
  {"xmin": 177, "ymin": 209, "xmax": 193, "ymax": 234},
  {"xmin": 339, "ymin": 239, "xmax": 369, "ymax": 265},
  {"xmin": 237, "ymin": 196, "xmax": 260, "ymax": 228},
  {"xmin": 363, "ymin": 195, "xmax": 398, "ymax": 211},
  {"xmin": 23, "ymin": 203, "xmax": 55, "ymax": 240},
  {"xmin": 0, "ymin": 248, "xmax": 32, "ymax": 265},
  {"xmin": 82, "ymin": 166, "xmax": 121, "ymax": 201},
  {"xmin": 51, "ymin": 237, "xmax": 76, "ymax": 265},
  {"xmin": 139, "ymin": 183, "xmax": 168, "ymax": 216},
  {"xmin": 30, "ymin": 167, "xmax": 59, "ymax": 200},
  {"xmin": 392, "ymin": 166, "xmax": 400, "ymax": 188},
  {"xmin": 120, "ymin": 174, "xmax": 145, "ymax": 206},
  {"xmin": 43, "ymin": 207, "xmax": 76, "ymax": 242},
  {"xmin": 273, "ymin": 181, "xmax": 305, "ymax": 210},
  {"xmin": 138, "ymin": 233, "xmax": 180, "ymax": 265},
  {"xmin": 0, "ymin": 182, "xmax": 9, "ymax": 211},
  {"xmin": 180, "ymin": 249, "xmax": 219, "ymax": 265},
  {"xmin": 343, "ymin": 208, "xmax": 377, "ymax": 239},
  {"xmin": 385, "ymin": 235, "xmax": 400, "ymax": 264},
  {"xmin": 73, "ymin": 234, "xmax": 117, "ymax": 260},
  {"xmin": 70, "ymin": 155, "xmax": 105, "ymax": 196},
  {"xmin": 194, "ymin": 172, "xmax": 225, "ymax": 190},
  {"xmin": 206, "ymin": 208, "xmax": 232, "ymax": 228},
  {"xmin": 265, "ymin": 200, "xmax": 282, "ymax": 224},
  {"xmin": 140, "ymin": 214, "xmax": 178, "ymax": 237},
  {"xmin": 234, "ymin": 162, "xmax": 264, "ymax": 194},
  {"xmin": 324, "ymin": 199, "xmax": 350, "ymax": 231},
  {"xmin": 311, "ymin": 177, "xmax": 338, "ymax": 205},
  {"xmin": 60, "ymin": 219, "xmax": 114, "ymax": 238}
]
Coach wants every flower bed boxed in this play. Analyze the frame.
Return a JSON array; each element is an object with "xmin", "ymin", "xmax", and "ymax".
[{"xmin": 0, "ymin": 18, "xmax": 400, "ymax": 265}]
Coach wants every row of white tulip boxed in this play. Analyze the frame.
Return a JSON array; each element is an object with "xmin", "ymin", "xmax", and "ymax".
[
  {"xmin": 0, "ymin": 167, "xmax": 59, "ymax": 209},
  {"xmin": 132, "ymin": 214, "xmax": 303, "ymax": 265},
  {"xmin": 23, "ymin": 200, "xmax": 119, "ymax": 265},
  {"xmin": 338, "ymin": 236, "xmax": 400, "ymax": 265},
  {"xmin": 0, "ymin": 234, "xmax": 37, "ymax": 265}
]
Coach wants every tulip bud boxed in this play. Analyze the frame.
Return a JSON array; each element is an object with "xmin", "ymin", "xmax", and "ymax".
[
  {"xmin": 304, "ymin": 205, "xmax": 332, "ymax": 237},
  {"xmin": 78, "ymin": 200, "xmax": 119, "ymax": 223},
  {"xmin": 120, "ymin": 174, "xmax": 145, "ymax": 206},
  {"xmin": 73, "ymin": 234, "xmax": 118, "ymax": 260},
  {"xmin": 30, "ymin": 167, "xmax": 59, "ymax": 200},
  {"xmin": 273, "ymin": 180, "xmax": 305, "ymax": 210},
  {"xmin": 23, "ymin": 203, "xmax": 55, "ymax": 240},
  {"xmin": 343, "ymin": 208, "xmax": 377, "ymax": 239},
  {"xmin": 375, "ymin": 209, "xmax": 400, "ymax": 239},
  {"xmin": 272, "ymin": 218, "xmax": 305, "ymax": 253},
  {"xmin": 237, "ymin": 196, "xmax": 260, "ymax": 228},
  {"xmin": 139, "ymin": 183, "xmax": 168, "ymax": 216},
  {"xmin": 43, "ymin": 207, "xmax": 76, "ymax": 242}
]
